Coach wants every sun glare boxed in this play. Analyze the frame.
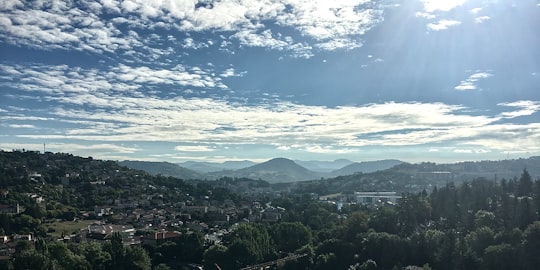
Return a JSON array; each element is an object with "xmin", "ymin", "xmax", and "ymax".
[{"xmin": 422, "ymin": 0, "xmax": 466, "ymax": 12}]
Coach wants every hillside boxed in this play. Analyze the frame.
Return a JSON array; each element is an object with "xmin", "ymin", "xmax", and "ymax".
[
  {"xmin": 294, "ymin": 159, "xmax": 354, "ymax": 172},
  {"xmin": 118, "ymin": 160, "xmax": 203, "ymax": 179},
  {"xmin": 295, "ymin": 156, "xmax": 540, "ymax": 195},
  {"xmin": 329, "ymin": 159, "xmax": 403, "ymax": 176},
  {"xmin": 180, "ymin": 160, "xmax": 256, "ymax": 173}
]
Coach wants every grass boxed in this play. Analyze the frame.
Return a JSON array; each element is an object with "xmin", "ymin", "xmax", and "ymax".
[{"xmin": 45, "ymin": 219, "xmax": 98, "ymax": 239}]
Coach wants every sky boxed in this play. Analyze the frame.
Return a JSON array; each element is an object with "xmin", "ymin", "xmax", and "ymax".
[{"xmin": 1, "ymin": 0, "xmax": 539, "ymax": 164}]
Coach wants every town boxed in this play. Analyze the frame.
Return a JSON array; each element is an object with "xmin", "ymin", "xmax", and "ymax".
[{"xmin": 1, "ymin": 150, "xmax": 540, "ymax": 270}]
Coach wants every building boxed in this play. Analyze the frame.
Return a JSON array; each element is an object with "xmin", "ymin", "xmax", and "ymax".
[
  {"xmin": 0, "ymin": 203, "xmax": 19, "ymax": 214},
  {"xmin": 141, "ymin": 231, "xmax": 181, "ymax": 247},
  {"xmin": 355, "ymin": 191, "xmax": 401, "ymax": 206},
  {"xmin": 83, "ymin": 224, "xmax": 138, "ymax": 245}
]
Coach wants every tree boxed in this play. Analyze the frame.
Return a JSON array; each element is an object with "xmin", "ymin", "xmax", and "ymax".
[
  {"xmin": 226, "ymin": 223, "xmax": 274, "ymax": 267},
  {"xmin": 280, "ymin": 244, "xmax": 314, "ymax": 270},
  {"xmin": 517, "ymin": 169, "xmax": 533, "ymax": 197},
  {"xmin": 474, "ymin": 210, "xmax": 498, "ymax": 230},
  {"xmin": 368, "ymin": 207, "xmax": 399, "ymax": 234},
  {"xmin": 79, "ymin": 241, "xmax": 111, "ymax": 270},
  {"xmin": 465, "ymin": 226, "xmax": 494, "ymax": 258},
  {"xmin": 13, "ymin": 249, "xmax": 50, "ymax": 270},
  {"xmin": 48, "ymin": 241, "xmax": 90, "ymax": 270},
  {"xmin": 481, "ymin": 244, "xmax": 518, "ymax": 270},
  {"xmin": 107, "ymin": 232, "xmax": 126, "ymax": 268},
  {"xmin": 124, "ymin": 246, "xmax": 151, "ymax": 270},
  {"xmin": 314, "ymin": 252, "xmax": 337, "ymax": 270},
  {"xmin": 522, "ymin": 221, "xmax": 540, "ymax": 270},
  {"xmin": 153, "ymin": 264, "xmax": 170, "ymax": 270},
  {"xmin": 362, "ymin": 232, "xmax": 405, "ymax": 269},
  {"xmin": 315, "ymin": 239, "xmax": 355, "ymax": 269},
  {"xmin": 357, "ymin": 259, "xmax": 377, "ymax": 270},
  {"xmin": 271, "ymin": 222, "xmax": 312, "ymax": 253},
  {"xmin": 176, "ymin": 232, "xmax": 204, "ymax": 262},
  {"xmin": 397, "ymin": 194, "xmax": 431, "ymax": 234},
  {"xmin": 344, "ymin": 212, "xmax": 368, "ymax": 240},
  {"xmin": 202, "ymin": 245, "xmax": 234, "ymax": 270}
]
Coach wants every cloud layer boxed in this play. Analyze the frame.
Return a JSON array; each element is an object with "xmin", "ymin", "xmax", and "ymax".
[
  {"xmin": 1, "ymin": 62, "xmax": 539, "ymax": 161},
  {"xmin": 0, "ymin": 0, "xmax": 384, "ymax": 59}
]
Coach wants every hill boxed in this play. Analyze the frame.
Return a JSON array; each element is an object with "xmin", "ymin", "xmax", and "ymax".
[
  {"xmin": 329, "ymin": 159, "xmax": 403, "ymax": 176},
  {"xmin": 295, "ymin": 159, "xmax": 354, "ymax": 172},
  {"xmin": 207, "ymin": 158, "xmax": 321, "ymax": 183},
  {"xmin": 118, "ymin": 160, "xmax": 203, "ymax": 179},
  {"xmin": 295, "ymin": 156, "xmax": 540, "ymax": 195}
]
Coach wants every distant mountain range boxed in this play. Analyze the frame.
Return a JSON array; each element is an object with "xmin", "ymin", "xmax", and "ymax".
[
  {"xmin": 292, "ymin": 159, "xmax": 353, "ymax": 172},
  {"xmin": 118, "ymin": 158, "xmax": 404, "ymax": 183},
  {"xmin": 119, "ymin": 157, "xmax": 540, "ymax": 185},
  {"xmin": 118, "ymin": 160, "xmax": 203, "ymax": 179},
  {"xmin": 179, "ymin": 160, "xmax": 256, "ymax": 173}
]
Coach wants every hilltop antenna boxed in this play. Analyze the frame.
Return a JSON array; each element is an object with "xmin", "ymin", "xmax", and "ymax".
[{"xmin": 43, "ymin": 143, "xmax": 46, "ymax": 153}]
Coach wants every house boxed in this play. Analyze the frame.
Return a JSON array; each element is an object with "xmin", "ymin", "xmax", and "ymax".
[
  {"xmin": 141, "ymin": 231, "xmax": 181, "ymax": 247},
  {"xmin": 0, "ymin": 241, "xmax": 16, "ymax": 261},
  {"xmin": 94, "ymin": 206, "xmax": 113, "ymax": 217},
  {"xmin": 0, "ymin": 236, "xmax": 8, "ymax": 244},
  {"xmin": 83, "ymin": 224, "xmax": 138, "ymax": 245},
  {"xmin": 13, "ymin": 234, "xmax": 33, "ymax": 242},
  {"xmin": 261, "ymin": 207, "xmax": 284, "ymax": 223},
  {"xmin": 183, "ymin": 205, "xmax": 208, "ymax": 214}
]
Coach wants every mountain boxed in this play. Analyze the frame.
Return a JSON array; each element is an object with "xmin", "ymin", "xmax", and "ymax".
[
  {"xmin": 180, "ymin": 160, "xmax": 256, "ymax": 173},
  {"xmin": 118, "ymin": 160, "xmax": 203, "ymax": 179},
  {"xmin": 329, "ymin": 159, "xmax": 403, "ymax": 176},
  {"xmin": 295, "ymin": 159, "xmax": 354, "ymax": 172},
  {"xmin": 206, "ymin": 158, "xmax": 321, "ymax": 183}
]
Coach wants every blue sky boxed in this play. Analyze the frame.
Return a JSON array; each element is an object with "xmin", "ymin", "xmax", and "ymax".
[{"xmin": 1, "ymin": 0, "xmax": 539, "ymax": 163}]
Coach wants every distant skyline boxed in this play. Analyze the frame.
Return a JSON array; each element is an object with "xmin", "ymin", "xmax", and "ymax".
[{"xmin": 1, "ymin": 0, "xmax": 539, "ymax": 163}]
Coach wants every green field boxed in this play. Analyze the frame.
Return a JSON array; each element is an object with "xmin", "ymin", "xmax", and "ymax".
[{"xmin": 45, "ymin": 220, "xmax": 98, "ymax": 239}]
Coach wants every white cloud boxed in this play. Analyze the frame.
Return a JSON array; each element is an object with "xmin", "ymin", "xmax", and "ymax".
[
  {"xmin": 453, "ymin": 148, "xmax": 491, "ymax": 154},
  {"xmin": 0, "ymin": 0, "xmax": 384, "ymax": 58},
  {"xmin": 427, "ymin": 19, "xmax": 461, "ymax": 31},
  {"xmin": 315, "ymin": 38, "xmax": 362, "ymax": 51},
  {"xmin": 232, "ymin": 29, "xmax": 290, "ymax": 49},
  {"xmin": 498, "ymin": 100, "xmax": 540, "ymax": 118},
  {"xmin": 470, "ymin": 8, "xmax": 483, "ymax": 14},
  {"xmin": 303, "ymin": 145, "xmax": 358, "ymax": 154},
  {"xmin": 475, "ymin": 16, "xmax": 490, "ymax": 23},
  {"xmin": 275, "ymin": 0, "xmax": 382, "ymax": 41},
  {"xmin": 182, "ymin": 37, "xmax": 210, "ymax": 49},
  {"xmin": 415, "ymin": 12, "xmax": 436, "ymax": 19},
  {"xmin": 220, "ymin": 68, "xmax": 245, "ymax": 78},
  {"xmin": 419, "ymin": 1, "xmax": 466, "ymax": 31},
  {"xmin": 8, "ymin": 124, "xmax": 36, "ymax": 129},
  {"xmin": 0, "ymin": 63, "xmax": 229, "ymax": 97},
  {"xmin": 174, "ymin": 145, "xmax": 216, "ymax": 152},
  {"xmin": 455, "ymin": 72, "xmax": 492, "ymax": 91}
]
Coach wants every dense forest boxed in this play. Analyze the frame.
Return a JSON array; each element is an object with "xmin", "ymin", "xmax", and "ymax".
[{"xmin": 1, "ymin": 150, "xmax": 540, "ymax": 270}]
